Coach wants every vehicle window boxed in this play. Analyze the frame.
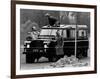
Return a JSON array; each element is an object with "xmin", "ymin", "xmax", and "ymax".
[
  {"xmin": 50, "ymin": 29, "xmax": 57, "ymax": 36},
  {"xmin": 63, "ymin": 30, "xmax": 67, "ymax": 38},
  {"xmin": 58, "ymin": 30, "xmax": 63, "ymax": 36},
  {"xmin": 40, "ymin": 29, "xmax": 58, "ymax": 36},
  {"xmin": 78, "ymin": 30, "xmax": 87, "ymax": 38},
  {"xmin": 67, "ymin": 29, "xmax": 70, "ymax": 38},
  {"xmin": 40, "ymin": 29, "xmax": 51, "ymax": 35},
  {"xmin": 70, "ymin": 29, "xmax": 75, "ymax": 38}
]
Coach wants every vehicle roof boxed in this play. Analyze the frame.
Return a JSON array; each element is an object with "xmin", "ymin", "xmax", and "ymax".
[
  {"xmin": 39, "ymin": 25, "xmax": 88, "ymax": 36},
  {"xmin": 42, "ymin": 25, "xmax": 87, "ymax": 29}
]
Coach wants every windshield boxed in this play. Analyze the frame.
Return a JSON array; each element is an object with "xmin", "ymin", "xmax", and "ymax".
[
  {"xmin": 39, "ymin": 29, "xmax": 63, "ymax": 40},
  {"xmin": 40, "ymin": 29, "xmax": 58, "ymax": 36}
]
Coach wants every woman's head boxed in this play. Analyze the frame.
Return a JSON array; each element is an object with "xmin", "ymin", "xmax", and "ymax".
[{"xmin": 56, "ymin": 30, "xmax": 61, "ymax": 37}]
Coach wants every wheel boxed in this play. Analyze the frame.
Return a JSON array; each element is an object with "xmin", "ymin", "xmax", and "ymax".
[
  {"xmin": 48, "ymin": 57, "xmax": 52, "ymax": 62},
  {"xmin": 83, "ymin": 49, "xmax": 88, "ymax": 57},
  {"xmin": 48, "ymin": 56, "xmax": 57, "ymax": 62},
  {"xmin": 26, "ymin": 54, "xmax": 35, "ymax": 63},
  {"xmin": 52, "ymin": 57, "xmax": 57, "ymax": 62}
]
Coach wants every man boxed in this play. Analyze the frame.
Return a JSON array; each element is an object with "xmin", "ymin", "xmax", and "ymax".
[
  {"xmin": 28, "ymin": 26, "xmax": 40, "ymax": 40},
  {"xmin": 45, "ymin": 13, "xmax": 60, "ymax": 27}
]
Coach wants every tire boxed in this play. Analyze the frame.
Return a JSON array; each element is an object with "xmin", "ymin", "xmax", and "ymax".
[
  {"xmin": 48, "ymin": 57, "xmax": 52, "ymax": 62},
  {"xmin": 26, "ymin": 54, "xmax": 35, "ymax": 63},
  {"xmin": 83, "ymin": 49, "xmax": 88, "ymax": 57},
  {"xmin": 48, "ymin": 56, "xmax": 57, "ymax": 62},
  {"xmin": 77, "ymin": 49, "xmax": 83, "ymax": 59}
]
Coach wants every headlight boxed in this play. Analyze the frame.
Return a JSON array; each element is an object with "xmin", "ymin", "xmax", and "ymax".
[{"xmin": 27, "ymin": 44, "xmax": 30, "ymax": 48}]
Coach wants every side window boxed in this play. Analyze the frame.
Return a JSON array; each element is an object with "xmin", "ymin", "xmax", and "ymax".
[
  {"xmin": 78, "ymin": 30, "xmax": 87, "ymax": 38},
  {"xmin": 63, "ymin": 30, "xmax": 67, "ymax": 38},
  {"xmin": 67, "ymin": 29, "xmax": 70, "ymax": 38},
  {"xmin": 66, "ymin": 29, "xmax": 75, "ymax": 39},
  {"xmin": 70, "ymin": 29, "xmax": 75, "ymax": 38}
]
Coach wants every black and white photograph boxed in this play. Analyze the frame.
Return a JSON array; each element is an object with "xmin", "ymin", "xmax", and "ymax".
[
  {"xmin": 20, "ymin": 9, "xmax": 90, "ymax": 69},
  {"xmin": 11, "ymin": 1, "xmax": 97, "ymax": 78}
]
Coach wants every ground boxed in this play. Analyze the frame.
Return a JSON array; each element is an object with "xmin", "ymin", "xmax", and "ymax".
[{"xmin": 20, "ymin": 53, "xmax": 90, "ymax": 70}]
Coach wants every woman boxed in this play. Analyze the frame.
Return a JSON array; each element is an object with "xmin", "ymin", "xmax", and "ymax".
[{"xmin": 56, "ymin": 30, "xmax": 64, "ymax": 59}]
